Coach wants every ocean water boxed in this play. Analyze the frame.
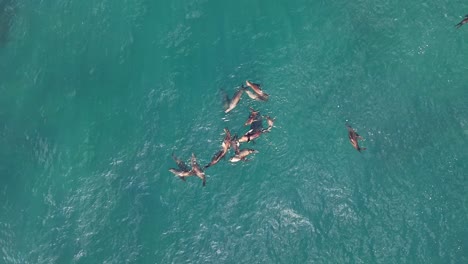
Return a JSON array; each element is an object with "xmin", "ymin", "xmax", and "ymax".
[{"xmin": 0, "ymin": 0, "xmax": 467, "ymax": 263}]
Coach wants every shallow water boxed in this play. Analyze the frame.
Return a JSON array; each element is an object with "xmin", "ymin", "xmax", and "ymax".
[{"xmin": 0, "ymin": 0, "xmax": 467, "ymax": 263}]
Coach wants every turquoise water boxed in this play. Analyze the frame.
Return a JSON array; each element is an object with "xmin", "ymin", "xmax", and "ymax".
[{"xmin": 1, "ymin": 0, "xmax": 467, "ymax": 263}]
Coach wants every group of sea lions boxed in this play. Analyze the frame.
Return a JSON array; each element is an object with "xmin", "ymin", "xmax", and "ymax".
[
  {"xmin": 169, "ymin": 80, "xmax": 274, "ymax": 187},
  {"xmin": 167, "ymin": 14, "xmax": 468, "ymax": 186}
]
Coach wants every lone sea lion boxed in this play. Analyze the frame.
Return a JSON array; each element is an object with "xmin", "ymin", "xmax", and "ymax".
[
  {"xmin": 245, "ymin": 80, "xmax": 269, "ymax": 101},
  {"xmin": 346, "ymin": 124, "xmax": 366, "ymax": 152},
  {"xmin": 225, "ymin": 87, "xmax": 245, "ymax": 113},
  {"xmin": 205, "ymin": 128, "xmax": 232, "ymax": 168},
  {"xmin": 191, "ymin": 153, "xmax": 206, "ymax": 186},
  {"xmin": 455, "ymin": 15, "xmax": 468, "ymax": 28}
]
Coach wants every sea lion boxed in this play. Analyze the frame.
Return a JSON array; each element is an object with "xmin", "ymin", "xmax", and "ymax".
[
  {"xmin": 169, "ymin": 153, "xmax": 193, "ymax": 181},
  {"xmin": 245, "ymin": 89, "xmax": 268, "ymax": 101},
  {"xmin": 205, "ymin": 128, "xmax": 232, "ymax": 168},
  {"xmin": 455, "ymin": 15, "xmax": 468, "ymax": 29},
  {"xmin": 238, "ymin": 129, "xmax": 263, "ymax": 143},
  {"xmin": 229, "ymin": 149, "xmax": 258, "ymax": 162},
  {"xmin": 168, "ymin": 168, "xmax": 194, "ymax": 181},
  {"xmin": 225, "ymin": 87, "xmax": 245, "ymax": 113},
  {"xmin": 191, "ymin": 153, "xmax": 206, "ymax": 186},
  {"xmin": 231, "ymin": 134, "xmax": 240, "ymax": 154},
  {"xmin": 250, "ymin": 114, "xmax": 264, "ymax": 132},
  {"xmin": 262, "ymin": 116, "xmax": 275, "ymax": 132},
  {"xmin": 244, "ymin": 107, "xmax": 260, "ymax": 126},
  {"xmin": 246, "ymin": 80, "xmax": 269, "ymax": 101},
  {"xmin": 346, "ymin": 124, "xmax": 366, "ymax": 152},
  {"xmin": 172, "ymin": 152, "xmax": 190, "ymax": 171}
]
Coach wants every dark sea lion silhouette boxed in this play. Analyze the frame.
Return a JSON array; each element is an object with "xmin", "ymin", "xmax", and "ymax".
[
  {"xmin": 238, "ymin": 129, "xmax": 263, "ymax": 143},
  {"xmin": 172, "ymin": 152, "xmax": 190, "ymax": 171},
  {"xmin": 455, "ymin": 15, "xmax": 468, "ymax": 29},
  {"xmin": 220, "ymin": 88, "xmax": 230, "ymax": 110},
  {"xmin": 249, "ymin": 114, "xmax": 263, "ymax": 132},
  {"xmin": 346, "ymin": 124, "xmax": 366, "ymax": 152}
]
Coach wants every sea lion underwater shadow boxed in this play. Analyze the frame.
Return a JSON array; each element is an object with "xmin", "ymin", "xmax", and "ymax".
[{"xmin": 0, "ymin": 0, "xmax": 16, "ymax": 47}]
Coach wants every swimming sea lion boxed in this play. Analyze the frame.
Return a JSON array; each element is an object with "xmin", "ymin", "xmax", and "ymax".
[
  {"xmin": 168, "ymin": 168, "xmax": 194, "ymax": 181},
  {"xmin": 245, "ymin": 80, "xmax": 269, "ymax": 101},
  {"xmin": 205, "ymin": 128, "xmax": 232, "ymax": 168},
  {"xmin": 346, "ymin": 124, "xmax": 366, "ymax": 152},
  {"xmin": 191, "ymin": 153, "xmax": 206, "ymax": 186},
  {"xmin": 262, "ymin": 116, "xmax": 275, "ymax": 132},
  {"xmin": 229, "ymin": 149, "xmax": 258, "ymax": 162},
  {"xmin": 225, "ymin": 87, "xmax": 245, "ymax": 113},
  {"xmin": 245, "ymin": 89, "xmax": 269, "ymax": 101},
  {"xmin": 455, "ymin": 15, "xmax": 468, "ymax": 29},
  {"xmin": 231, "ymin": 134, "xmax": 240, "ymax": 154},
  {"xmin": 249, "ymin": 114, "xmax": 264, "ymax": 132},
  {"xmin": 238, "ymin": 129, "xmax": 263, "ymax": 143},
  {"xmin": 169, "ymin": 152, "xmax": 193, "ymax": 181},
  {"xmin": 172, "ymin": 152, "xmax": 190, "ymax": 171},
  {"xmin": 244, "ymin": 107, "xmax": 260, "ymax": 126}
]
